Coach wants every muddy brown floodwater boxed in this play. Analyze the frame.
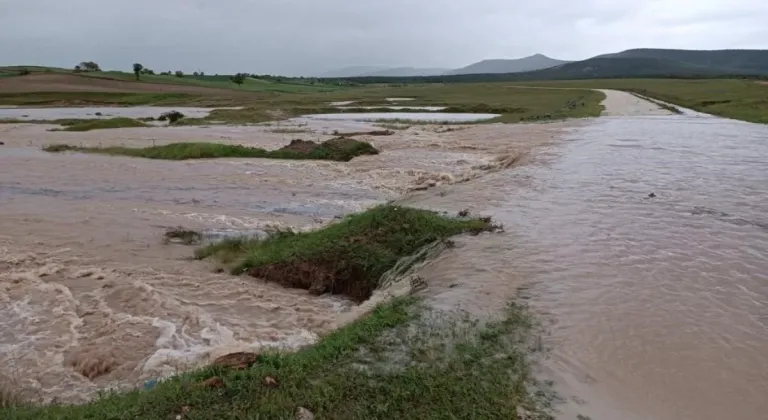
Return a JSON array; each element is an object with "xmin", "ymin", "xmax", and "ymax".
[
  {"xmin": 0, "ymin": 114, "xmax": 566, "ymax": 403},
  {"xmin": 2, "ymin": 91, "xmax": 767, "ymax": 420},
  {"xmin": 402, "ymin": 94, "xmax": 768, "ymax": 420}
]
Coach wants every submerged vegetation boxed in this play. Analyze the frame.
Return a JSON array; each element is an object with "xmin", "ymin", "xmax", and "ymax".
[
  {"xmin": 196, "ymin": 205, "xmax": 498, "ymax": 301},
  {"xmin": 43, "ymin": 138, "xmax": 379, "ymax": 162},
  {"xmin": 52, "ymin": 117, "xmax": 148, "ymax": 131}
]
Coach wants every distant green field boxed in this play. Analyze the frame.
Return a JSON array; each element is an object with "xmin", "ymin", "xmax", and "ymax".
[
  {"xmin": 511, "ymin": 79, "xmax": 768, "ymax": 124},
  {"xmin": 81, "ymin": 71, "xmax": 344, "ymax": 94},
  {"xmin": 0, "ymin": 80, "xmax": 605, "ymax": 125}
]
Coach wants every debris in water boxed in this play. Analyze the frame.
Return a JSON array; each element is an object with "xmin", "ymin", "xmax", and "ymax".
[
  {"xmin": 163, "ymin": 227, "xmax": 203, "ymax": 245},
  {"xmin": 648, "ymin": 192, "xmax": 657, "ymax": 198}
]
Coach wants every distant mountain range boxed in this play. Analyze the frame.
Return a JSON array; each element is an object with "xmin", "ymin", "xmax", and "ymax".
[
  {"xmin": 320, "ymin": 49, "xmax": 768, "ymax": 81},
  {"xmin": 445, "ymin": 54, "xmax": 570, "ymax": 75},
  {"xmin": 320, "ymin": 54, "xmax": 568, "ymax": 77}
]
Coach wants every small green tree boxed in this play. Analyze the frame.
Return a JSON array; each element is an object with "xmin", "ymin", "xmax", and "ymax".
[
  {"xmin": 18, "ymin": 68, "xmax": 31, "ymax": 76},
  {"xmin": 78, "ymin": 61, "xmax": 101, "ymax": 72},
  {"xmin": 230, "ymin": 73, "xmax": 246, "ymax": 87},
  {"xmin": 174, "ymin": 70, "xmax": 184, "ymax": 78},
  {"xmin": 133, "ymin": 63, "xmax": 144, "ymax": 80}
]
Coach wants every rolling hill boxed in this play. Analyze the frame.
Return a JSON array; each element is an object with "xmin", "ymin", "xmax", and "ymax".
[
  {"xmin": 320, "ymin": 54, "xmax": 569, "ymax": 77},
  {"xmin": 446, "ymin": 54, "xmax": 570, "ymax": 75},
  {"xmin": 320, "ymin": 66, "xmax": 390, "ymax": 78},
  {"xmin": 595, "ymin": 49, "xmax": 768, "ymax": 74},
  {"xmin": 328, "ymin": 49, "xmax": 768, "ymax": 83},
  {"xmin": 359, "ymin": 67, "xmax": 452, "ymax": 77}
]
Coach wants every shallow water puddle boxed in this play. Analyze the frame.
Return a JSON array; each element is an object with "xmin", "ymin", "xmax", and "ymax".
[
  {"xmin": 0, "ymin": 106, "xmax": 241, "ymax": 121},
  {"xmin": 304, "ymin": 112, "xmax": 500, "ymax": 122}
]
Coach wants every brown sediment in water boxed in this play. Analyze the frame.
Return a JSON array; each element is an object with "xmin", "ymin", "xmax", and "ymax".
[{"xmin": 0, "ymin": 114, "xmax": 570, "ymax": 403}]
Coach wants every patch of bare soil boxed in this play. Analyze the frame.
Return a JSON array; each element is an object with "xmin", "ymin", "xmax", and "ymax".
[
  {"xmin": 279, "ymin": 139, "xmax": 321, "ymax": 153},
  {"xmin": 211, "ymin": 352, "xmax": 261, "ymax": 370},
  {"xmin": 0, "ymin": 74, "xmax": 250, "ymax": 95}
]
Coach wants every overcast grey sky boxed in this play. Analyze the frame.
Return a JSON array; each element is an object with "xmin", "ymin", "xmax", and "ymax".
[{"xmin": 1, "ymin": 0, "xmax": 767, "ymax": 76}]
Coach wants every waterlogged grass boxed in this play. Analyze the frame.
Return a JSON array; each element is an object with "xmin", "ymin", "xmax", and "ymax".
[
  {"xmin": 52, "ymin": 117, "xmax": 149, "ymax": 131},
  {"xmin": 0, "ymin": 82, "xmax": 605, "ymax": 124},
  {"xmin": 512, "ymin": 79, "xmax": 768, "ymax": 123},
  {"xmin": 196, "ymin": 205, "xmax": 497, "ymax": 301},
  {"xmin": 1, "ymin": 384, "xmax": 26, "ymax": 410},
  {"xmin": 0, "ymin": 297, "xmax": 551, "ymax": 420},
  {"xmin": 43, "ymin": 139, "xmax": 379, "ymax": 162}
]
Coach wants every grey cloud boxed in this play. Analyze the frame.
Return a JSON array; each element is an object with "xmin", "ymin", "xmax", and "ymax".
[{"xmin": 1, "ymin": 0, "xmax": 766, "ymax": 76}]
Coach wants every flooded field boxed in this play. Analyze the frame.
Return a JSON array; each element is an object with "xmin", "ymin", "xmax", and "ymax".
[
  {"xmin": 402, "ymin": 105, "xmax": 768, "ymax": 420},
  {"xmin": 3, "ymin": 90, "xmax": 766, "ymax": 420},
  {"xmin": 336, "ymin": 106, "xmax": 447, "ymax": 111},
  {"xmin": 0, "ymin": 114, "xmax": 564, "ymax": 403},
  {"xmin": 304, "ymin": 112, "xmax": 500, "ymax": 122},
  {"xmin": 0, "ymin": 106, "xmax": 239, "ymax": 121}
]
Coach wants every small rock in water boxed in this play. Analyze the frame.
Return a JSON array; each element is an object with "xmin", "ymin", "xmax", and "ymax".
[
  {"xmin": 648, "ymin": 192, "xmax": 657, "ymax": 198},
  {"xmin": 0, "ymin": 141, "xmax": 4, "ymax": 145},
  {"xmin": 95, "ymin": 112, "xmax": 103, "ymax": 116}
]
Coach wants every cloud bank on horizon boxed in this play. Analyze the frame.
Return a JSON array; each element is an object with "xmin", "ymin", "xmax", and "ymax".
[{"xmin": 1, "ymin": 0, "xmax": 766, "ymax": 76}]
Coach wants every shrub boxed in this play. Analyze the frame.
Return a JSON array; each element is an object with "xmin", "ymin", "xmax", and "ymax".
[{"xmin": 158, "ymin": 110, "xmax": 185, "ymax": 123}]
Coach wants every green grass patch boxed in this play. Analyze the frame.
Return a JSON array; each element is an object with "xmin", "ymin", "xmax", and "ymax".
[
  {"xmin": 43, "ymin": 138, "xmax": 379, "ymax": 162},
  {"xmin": 51, "ymin": 117, "xmax": 148, "ymax": 131},
  {"xmin": 0, "ymin": 82, "xmax": 605, "ymax": 125},
  {"xmin": 0, "ymin": 297, "xmax": 551, "ymax": 420},
  {"xmin": 80, "ymin": 71, "xmax": 346, "ymax": 94},
  {"xmin": 511, "ymin": 79, "xmax": 768, "ymax": 123},
  {"xmin": 196, "ymin": 205, "xmax": 497, "ymax": 301}
]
